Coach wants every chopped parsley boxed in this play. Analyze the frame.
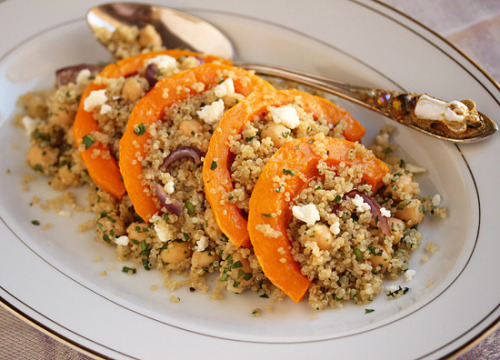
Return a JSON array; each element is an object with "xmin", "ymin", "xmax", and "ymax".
[
  {"xmin": 134, "ymin": 122, "xmax": 147, "ymax": 135},
  {"xmin": 185, "ymin": 201, "xmax": 195, "ymax": 215},
  {"xmin": 365, "ymin": 309, "xmax": 375, "ymax": 314},
  {"xmin": 387, "ymin": 286, "xmax": 409, "ymax": 297},
  {"xmin": 122, "ymin": 266, "xmax": 137, "ymax": 274},
  {"xmin": 82, "ymin": 134, "xmax": 95, "ymax": 149},
  {"xmin": 31, "ymin": 220, "xmax": 40, "ymax": 226},
  {"xmin": 353, "ymin": 247, "xmax": 363, "ymax": 261},
  {"xmin": 210, "ymin": 160, "xmax": 218, "ymax": 170},
  {"xmin": 282, "ymin": 168, "xmax": 295, "ymax": 176}
]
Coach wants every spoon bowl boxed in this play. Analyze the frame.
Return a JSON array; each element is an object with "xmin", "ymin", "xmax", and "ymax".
[
  {"xmin": 87, "ymin": 2, "xmax": 234, "ymax": 59},
  {"xmin": 87, "ymin": 2, "xmax": 498, "ymax": 143}
]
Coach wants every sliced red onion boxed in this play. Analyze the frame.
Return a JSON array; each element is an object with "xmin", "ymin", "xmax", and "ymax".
[
  {"xmin": 145, "ymin": 63, "xmax": 159, "ymax": 88},
  {"xmin": 159, "ymin": 147, "xmax": 202, "ymax": 174},
  {"xmin": 155, "ymin": 184, "xmax": 182, "ymax": 216},
  {"xmin": 194, "ymin": 56, "xmax": 206, "ymax": 65},
  {"xmin": 55, "ymin": 64, "xmax": 103, "ymax": 88},
  {"xmin": 344, "ymin": 190, "xmax": 391, "ymax": 237}
]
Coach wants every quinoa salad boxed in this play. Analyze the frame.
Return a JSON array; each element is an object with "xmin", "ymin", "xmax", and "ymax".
[{"xmin": 16, "ymin": 24, "xmax": 446, "ymax": 312}]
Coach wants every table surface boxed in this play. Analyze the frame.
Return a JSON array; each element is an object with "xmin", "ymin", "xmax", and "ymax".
[{"xmin": 1, "ymin": 0, "xmax": 499, "ymax": 359}]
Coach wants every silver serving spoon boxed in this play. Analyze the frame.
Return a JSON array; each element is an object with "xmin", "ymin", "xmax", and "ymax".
[{"xmin": 87, "ymin": 2, "xmax": 498, "ymax": 143}]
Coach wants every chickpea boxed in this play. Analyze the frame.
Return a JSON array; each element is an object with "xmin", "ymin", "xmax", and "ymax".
[
  {"xmin": 160, "ymin": 241, "xmax": 192, "ymax": 265},
  {"xmin": 228, "ymin": 252, "xmax": 253, "ymax": 286},
  {"xmin": 395, "ymin": 199, "xmax": 424, "ymax": 226},
  {"xmin": 385, "ymin": 174, "xmax": 416, "ymax": 200},
  {"xmin": 27, "ymin": 146, "xmax": 59, "ymax": 173},
  {"xmin": 127, "ymin": 222, "xmax": 151, "ymax": 243},
  {"xmin": 301, "ymin": 223, "xmax": 334, "ymax": 250},
  {"xmin": 96, "ymin": 214, "xmax": 126, "ymax": 244},
  {"xmin": 178, "ymin": 119, "xmax": 205, "ymax": 137},
  {"xmin": 261, "ymin": 123, "xmax": 290, "ymax": 148},
  {"xmin": 138, "ymin": 24, "xmax": 162, "ymax": 48},
  {"xmin": 369, "ymin": 244, "xmax": 391, "ymax": 273},
  {"xmin": 122, "ymin": 77, "xmax": 146, "ymax": 102},
  {"xmin": 48, "ymin": 101, "xmax": 75, "ymax": 127},
  {"xmin": 389, "ymin": 217, "xmax": 405, "ymax": 245},
  {"xmin": 192, "ymin": 250, "xmax": 219, "ymax": 269}
]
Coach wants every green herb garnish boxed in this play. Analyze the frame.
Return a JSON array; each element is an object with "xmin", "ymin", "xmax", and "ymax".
[
  {"xmin": 353, "ymin": 247, "xmax": 363, "ymax": 261},
  {"xmin": 134, "ymin": 122, "xmax": 147, "ymax": 135},
  {"xmin": 82, "ymin": 134, "xmax": 95, "ymax": 149}
]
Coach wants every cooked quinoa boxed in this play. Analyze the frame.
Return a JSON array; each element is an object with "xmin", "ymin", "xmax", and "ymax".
[{"xmin": 17, "ymin": 25, "xmax": 446, "ymax": 311}]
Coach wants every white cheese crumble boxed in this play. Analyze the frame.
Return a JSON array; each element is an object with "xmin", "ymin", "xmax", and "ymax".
[
  {"xmin": 330, "ymin": 221, "xmax": 341, "ymax": 235},
  {"xmin": 385, "ymin": 285, "xmax": 400, "ymax": 294},
  {"xmin": 76, "ymin": 69, "xmax": 92, "ymax": 85},
  {"xmin": 415, "ymin": 94, "xmax": 468, "ymax": 123},
  {"xmin": 164, "ymin": 181, "xmax": 175, "ymax": 195},
  {"xmin": 22, "ymin": 116, "xmax": 40, "ymax": 135},
  {"xmin": 147, "ymin": 55, "xmax": 177, "ymax": 72},
  {"xmin": 195, "ymin": 236, "xmax": 209, "ymax": 251},
  {"xmin": 292, "ymin": 204, "xmax": 320, "ymax": 226},
  {"xmin": 84, "ymin": 89, "xmax": 107, "ymax": 112},
  {"xmin": 271, "ymin": 105, "xmax": 300, "ymax": 129},
  {"xmin": 150, "ymin": 215, "xmax": 171, "ymax": 243},
  {"xmin": 352, "ymin": 194, "xmax": 371, "ymax": 213},
  {"xmin": 114, "ymin": 235, "xmax": 129, "ymax": 246},
  {"xmin": 100, "ymin": 104, "xmax": 112, "ymax": 115},
  {"xmin": 197, "ymin": 99, "xmax": 225, "ymax": 124},
  {"xmin": 214, "ymin": 78, "xmax": 235, "ymax": 98},
  {"xmin": 404, "ymin": 269, "xmax": 416, "ymax": 282},
  {"xmin": 432, "ymin": 194, "xmax": 441, "ymax": 207},
  {"xmin": 380, "ymin": 207, "xmax": 391, "ymax": 218}
]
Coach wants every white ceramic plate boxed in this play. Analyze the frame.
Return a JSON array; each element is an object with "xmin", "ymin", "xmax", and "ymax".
[{"xmin": 0, "ymin": 1, "xmax": 499, "ymax": 359}]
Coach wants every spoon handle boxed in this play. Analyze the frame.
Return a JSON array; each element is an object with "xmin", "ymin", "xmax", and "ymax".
[{"xmin": 236, "ymin": 62, "xmax": 498, "ymax": 143}]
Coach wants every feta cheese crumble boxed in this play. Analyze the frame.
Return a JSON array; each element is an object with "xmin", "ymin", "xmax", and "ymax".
[
  {"xmin": 404, "ymin": 269, "xmax": 416, "ymax": 282},
  {"xmin": 330, "ymin": 221, "xmax": 341, "ymax": 235},
  {"xmin": 76, "ymin": 69, "xmax": 92, "ymax": 85},
  {"xmin": 147, "ymin": 55, "xmax": 177, "ymax": 72},
  {"xmin": 415, "ymin": 94, "xmax": 468, "ymax": 123},
  {"xmin": 114, "ymin": 235, "xmax": 129, "ymax": 246},
  {"xmin": 352, "ymin": 194, "xmax": 371, "ymax": 213},
  {"xmin": 271, "ymin": 105, "xmax": 300, "ymax": 129},
  {"xmin": 380, "ymin": 207, "xmax": 391, "ymax": 218},
  {"xmin": 385, "ymin": 285, "xmax": 400, "ymax": 294},
  {"xmin": 164, "ymin": 181, "xmax": 175, "ymax": 194},
  {"xmin": 195, "ymin": 236, "xmax": 209, "ymax": 251},
  {"xmin": 214, "ymin": 78, "xmax": 235, "ymax": 98},
  {"xmin": 292, "ymin": 204, "xmax": 320, "ymax": 226},
  {"xmin": 84, "ymin": 89, "xmax": 107, "ymax": 112},
  {"xmin": 22, "ymin": 116, "xmax": 40, "ymax": 135},
  {"xmin": 197, "ymin": 99, "xmax": 225, "ymax": 124},
  {"xmin": 100, "ymin": 104, "xmax": 112, "ymax": 115},
  {"xmin": 150, "ymin": 215, "xmax": 171, "ymax": 243}
]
